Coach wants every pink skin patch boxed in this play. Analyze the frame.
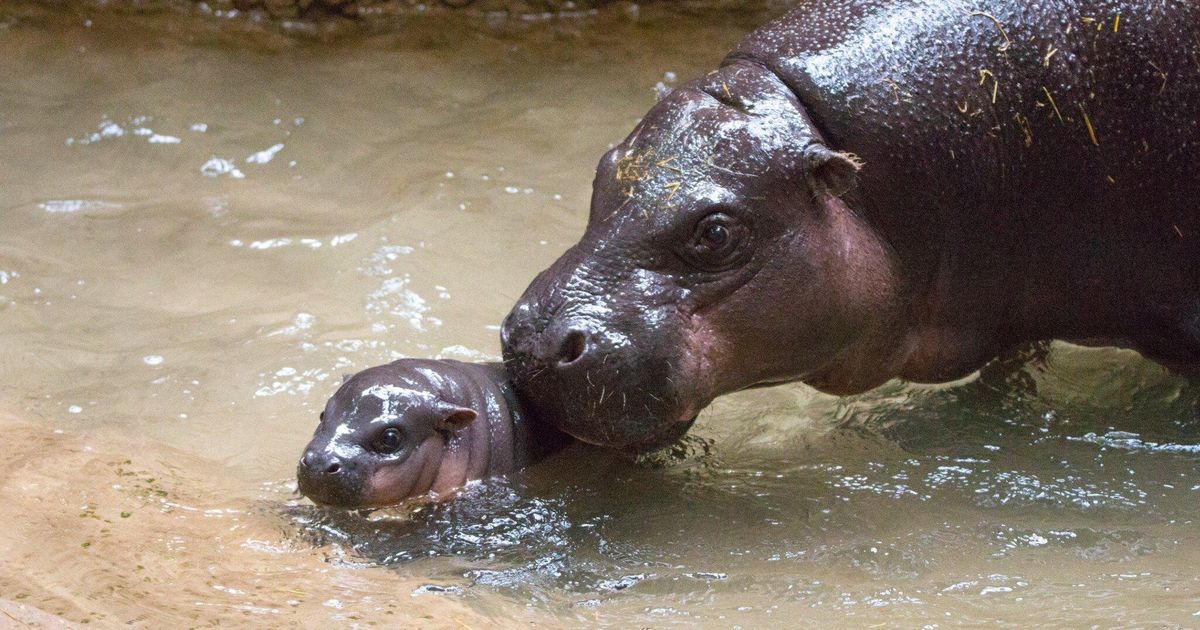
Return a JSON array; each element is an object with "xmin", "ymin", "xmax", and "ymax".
[
  {"xmin": 361, "ymin": 438, "xmax": 445, "ymax": 507},
  {"xmin": 680, "ymin": 313, "xmax": 725, "ymax": 423}
]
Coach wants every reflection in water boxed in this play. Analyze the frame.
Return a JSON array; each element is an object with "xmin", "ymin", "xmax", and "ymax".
[{"xmin": 1, "ymin": 1, "xmax": 1199, "ymax": 627}]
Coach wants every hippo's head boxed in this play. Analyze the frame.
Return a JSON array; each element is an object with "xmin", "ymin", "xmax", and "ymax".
[
  {"xmin": 502, "ymin": 60, "xmax": 904, "ymax": 452},
  {"xmin": 297, "ymin": 361, "xmax": 479, "ymax": 508}
]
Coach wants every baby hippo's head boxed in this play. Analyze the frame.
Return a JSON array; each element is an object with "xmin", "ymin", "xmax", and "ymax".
[{"xmin": 296, "ymin": 359, "xmax": 484, "ymax": 508}]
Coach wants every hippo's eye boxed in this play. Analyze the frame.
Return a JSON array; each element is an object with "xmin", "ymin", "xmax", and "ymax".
[
  {"xmin": 373, "ymin": 427, "xmax": 403, "ymax": 454},
  {"xmin": 688, "ymin": 212, "xmax": 744, "ymax": 269},
  {"xmin": 701, "ymin": 223, "xmax": 729, "ymax": 247}
]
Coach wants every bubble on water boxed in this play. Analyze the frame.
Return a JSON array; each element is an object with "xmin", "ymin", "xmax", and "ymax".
[
  {"xmin": 66, "ymin": 117, "xmax": 126, "ymax": 145},
  {"xmin": 39, "ymin": 199, "xmax": 122, "ymax": 214},
  {"xmin": 254, "ymin": 365, "xmax": 330, "ymax": 397},
  {"xmin": 190, "ymin": 122, "xmax": 208, "ymax": 133},
  {"xmin": 148, "ymin": 134, "xmax": 181, "ymax": 144},
  {"xmin": 684, "ymin": 571, "xmax": 728, "ymax": 581},
  {"xmin": 68, "ymin": 405, "xmax": 82, "ymax": 414},
  {"xmin": 246, "ymin": 143, "xmax": 285, "ymax": 164},
  {"xmin": 411, "ymin": 584, "xmax": 463, "ymax": 596},
  {"xmin": 248, "ymin": 238, "xmax": 290, "ymax": 249},
  {"xmin": 1068, "ymin": 431, "xmax": 1200, "ymax": 454},
  {"xmin": 597, "ymin": 573, "xmax": 649, "ymax": 591},
  {"xmin": 143, "ymin": 355, "xmax": 164, "ymax": 366},
  {"xmin": 366, "ymin": 276, "xmax": 433, "ymax": 332},
  {"xmin": 362, "ymin": 244, "xmax": 415, "ymax": 276},
  {"xmin": 200, "ymin": 157, "xmax": 245, "ymax": 179}
]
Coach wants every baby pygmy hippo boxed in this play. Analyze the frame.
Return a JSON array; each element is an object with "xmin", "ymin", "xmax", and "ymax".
[{"xmin": 296, "ymin": 359, "xmax": 572, "ymax": 508}]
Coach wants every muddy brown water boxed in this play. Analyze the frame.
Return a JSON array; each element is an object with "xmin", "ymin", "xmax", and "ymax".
[{"xmin": 1, "ymin": 3, "xmax": 1199, "ymax": 627}]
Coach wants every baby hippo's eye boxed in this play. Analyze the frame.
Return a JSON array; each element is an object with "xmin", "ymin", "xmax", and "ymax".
[{"xmin": 373, "ymin": 427, "xmax": 403, "ymax": 454}]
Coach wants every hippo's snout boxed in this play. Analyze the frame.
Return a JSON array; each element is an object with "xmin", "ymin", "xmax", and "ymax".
[
  {"xmin": 300, "ymin": 450, "xmax": 342, "ymax": 475},
  {"xmin": 502, "ymin": 303, "xmax": 598, "ymax": 370},
  {"xmin": 296, "ymin": 449, "xmax": 366, "ymax": 508},
  {"xmin": 502, "ymin": 274, "xmax": 698, "ymax": 453}
]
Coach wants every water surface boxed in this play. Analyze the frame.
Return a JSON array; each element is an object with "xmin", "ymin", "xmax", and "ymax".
[{"xmin": 1, "ymin": 4, "xmax": 1198, "ymax": 627}]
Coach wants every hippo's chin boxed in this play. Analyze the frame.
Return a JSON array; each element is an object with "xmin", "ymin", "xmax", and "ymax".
[
  {"xmin": 624, "ymin": 414, "xmax": 699, "ymax": 454},
  {"xmin": 296, "ymin": 471, "xmax": 369, "ymax": 509},
  {"xmin": 568, "ymin": 412, "xmax": 698, "ymax": 454}
]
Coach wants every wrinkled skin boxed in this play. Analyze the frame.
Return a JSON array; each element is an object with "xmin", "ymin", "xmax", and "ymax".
[
  {"xmin": 502, "ymin": 0, "xmax": 1200, "ymax": 452},
  {"xmin": 297, "ymin": 360, "xmax": 569, "ymax": 508}
]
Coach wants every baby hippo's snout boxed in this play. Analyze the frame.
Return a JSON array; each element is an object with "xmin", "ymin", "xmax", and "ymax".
[
  {"xmin": 296, "ymin": 359, "xmax": 569, "ymax": 509},
  {"xmin": 300, "ymin": 450, "xmax": 341, "ymax": 474},
  {"xmin": 296, "ymin": 449, "xmax": 365, "ymax": 508}
]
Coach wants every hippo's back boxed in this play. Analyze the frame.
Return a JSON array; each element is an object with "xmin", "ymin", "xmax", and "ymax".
[{"xmin": 730, "ymin": 0, "xmax": 1200, "ymax": 358}]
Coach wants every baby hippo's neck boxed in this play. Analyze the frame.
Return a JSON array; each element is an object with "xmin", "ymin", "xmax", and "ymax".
[{"xmin": 427, "ymin": 361, "xmax": 572, "ymax": 496}]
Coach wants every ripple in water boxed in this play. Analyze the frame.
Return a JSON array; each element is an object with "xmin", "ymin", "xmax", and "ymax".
[{"xmin": 272, "ymin": 350, "xmax": 1200, "ymax": 622}]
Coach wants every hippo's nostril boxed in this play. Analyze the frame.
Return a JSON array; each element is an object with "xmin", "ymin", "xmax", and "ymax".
[
  {"xmin": 301, "ymin": 451, "xmax": 343, "ymax": 475},
  {"xmin": 558, "ymin": 330, "xmax": 588, "ymax": 365}
]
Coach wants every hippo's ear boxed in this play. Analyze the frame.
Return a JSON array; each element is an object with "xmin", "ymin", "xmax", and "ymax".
[
  {"xmin": 804, "ymin": 144, "xmax": 863, "ymax": 198},
  {"xmin": 433, "ymin": 403, "xmax": 477, "ymax": 433}
]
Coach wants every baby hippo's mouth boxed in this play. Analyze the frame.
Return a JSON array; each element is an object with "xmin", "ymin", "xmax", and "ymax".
[
  {"xmin": 296, "ymin": 454, "xmax": 371, "ymax": 509},
  {"xmin": 297, "ymin": 472, "xmax": 363, "ymax": 508}
]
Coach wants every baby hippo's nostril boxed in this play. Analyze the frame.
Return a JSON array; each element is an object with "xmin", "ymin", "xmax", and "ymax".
[
  {"xmin": 301, "ymin": 451, "xmax": 342, "ymax": 475},
  {"xmin": 558, "ymin": 330, "xmax": 588, "ymax": 365}
]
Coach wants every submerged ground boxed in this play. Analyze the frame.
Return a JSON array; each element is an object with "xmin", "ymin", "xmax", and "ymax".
[{"xmin": 1, "ymin": 3, "xmax": 1198, "ymax": 627}]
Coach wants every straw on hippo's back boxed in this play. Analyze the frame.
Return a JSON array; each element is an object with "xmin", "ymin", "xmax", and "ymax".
[{"xmin": 297, "ymin": 359, "xmax": 571, "ymax": 508}]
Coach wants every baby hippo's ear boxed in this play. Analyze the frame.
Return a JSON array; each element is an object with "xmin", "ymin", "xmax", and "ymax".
[
  {"xmin": 434, "ymin": 402, "xmax": 478, "ymax": 433},
  {"xmin": 803, "ymin": 143, "xmax": 863, "ymax": 198}
]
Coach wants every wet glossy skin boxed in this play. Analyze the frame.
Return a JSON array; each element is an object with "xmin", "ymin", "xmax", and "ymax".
[
  {"xmin": 297, "ymin": 360, "xmax": 569, "ymax": 507},
  {"xmin": 502, "ymin": 0, "xmax": 1200, "ymax": 451}
]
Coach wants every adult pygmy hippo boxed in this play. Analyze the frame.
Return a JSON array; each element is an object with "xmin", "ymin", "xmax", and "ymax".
[
  {"xmin": 502, "ymin": 0, "xmax": 1200, "ymax": 451},
  {"xmin": 297, "ymin": 360, "xmax": 571, "ymax": 508}
]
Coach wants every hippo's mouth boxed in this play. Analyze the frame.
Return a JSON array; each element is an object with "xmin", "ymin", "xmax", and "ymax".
[
  {"xmin": 296, "ymin": 464, "xmax": 370, "ymax": 509},
  {"xmin": 611, "ymin": 413, "xmax": 699, "ymax": 454}
]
